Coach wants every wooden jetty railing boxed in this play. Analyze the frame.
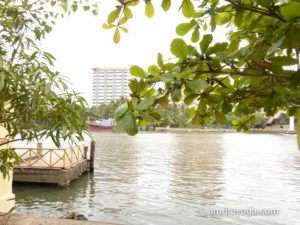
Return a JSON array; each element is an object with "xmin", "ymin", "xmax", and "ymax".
[{"xmin": 14, "ymin": 145, "xmax": 87, "ymax": 169}]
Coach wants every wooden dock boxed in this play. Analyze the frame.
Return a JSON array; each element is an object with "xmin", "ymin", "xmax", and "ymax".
[{"xmin": 13, "ymin": 144, "xmax": 94, "ymax": 187}]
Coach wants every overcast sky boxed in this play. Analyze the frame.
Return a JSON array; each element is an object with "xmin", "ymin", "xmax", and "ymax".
[{"xmin": 40, "ymin": 1, "xmax": 186, "ymax": 104}]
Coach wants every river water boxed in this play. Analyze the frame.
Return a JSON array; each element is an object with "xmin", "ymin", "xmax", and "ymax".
[{"xmin": 14, "ymin": 132, "xmax": 300, "ymax": 225}]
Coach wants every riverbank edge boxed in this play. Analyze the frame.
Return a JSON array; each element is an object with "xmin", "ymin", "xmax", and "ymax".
[
  {"xmin": 152, "ymin": 127, "xmax": 296, "ymax": 134},
  {"xmin": 0, "ymin": 214, "xmax": 121, "ymax": 225}
]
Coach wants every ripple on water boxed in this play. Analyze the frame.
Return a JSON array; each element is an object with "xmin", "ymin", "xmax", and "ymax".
[{"xmin": 14, "ymin": 132, "xmax": 300, "ymax": 225}]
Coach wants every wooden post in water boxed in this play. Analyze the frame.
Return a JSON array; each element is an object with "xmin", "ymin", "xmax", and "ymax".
[{"xmin": 89, "ymin": 140, "xmax": 95, "ymax": 172}]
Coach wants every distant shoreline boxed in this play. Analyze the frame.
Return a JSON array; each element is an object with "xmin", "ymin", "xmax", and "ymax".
[{"xmin": 152, "ymin": 127, "xmax": 296, "ymax": 134}]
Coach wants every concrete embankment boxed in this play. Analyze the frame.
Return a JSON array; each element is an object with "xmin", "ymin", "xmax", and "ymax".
[{"xmin": 0, "ymin": 214, "xmax": 120, "ymax": 225}]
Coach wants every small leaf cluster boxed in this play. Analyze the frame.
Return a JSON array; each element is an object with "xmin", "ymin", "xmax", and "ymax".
[{"xmin": 103, "ymin": 0, "xmax": 173, "ymax": 43}]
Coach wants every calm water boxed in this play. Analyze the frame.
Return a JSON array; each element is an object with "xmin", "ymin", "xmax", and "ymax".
[{"xmin": 14, "ymin": 132, "xmax": 300, "ymax": 225}]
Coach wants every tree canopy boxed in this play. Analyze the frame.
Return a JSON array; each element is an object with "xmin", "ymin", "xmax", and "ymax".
[
  {"xmin": 109, "ymin": 0, "xmax": 300, "ymax": 149},
  {"xmin": 0, "ymin": 0, "xmax": 99, "ymax": 178}
]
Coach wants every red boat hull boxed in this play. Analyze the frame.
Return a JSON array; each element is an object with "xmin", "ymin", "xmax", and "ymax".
[
  {"xmin": 87, "ymin": 121, "xmax": 114, "ymax": 132},
  {"xmin": 89, "ymin": 125, "xmax": 113, "ymax": 132}
]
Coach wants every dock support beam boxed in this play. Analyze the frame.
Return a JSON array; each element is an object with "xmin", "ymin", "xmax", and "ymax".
[{"xmin": 90, "ymin": 141, "xmax": 95, "ymax": 172}]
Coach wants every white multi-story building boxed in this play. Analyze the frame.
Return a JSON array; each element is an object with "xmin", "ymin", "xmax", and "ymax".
[{"xmin": 92, "ymin": 67, "xmax": 131, "ymax": 106}]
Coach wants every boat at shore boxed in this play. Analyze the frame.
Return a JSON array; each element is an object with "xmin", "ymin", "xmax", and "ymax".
[{"xmin": 87, "ymin": 121, "xmax": 114, "ymax": 132}]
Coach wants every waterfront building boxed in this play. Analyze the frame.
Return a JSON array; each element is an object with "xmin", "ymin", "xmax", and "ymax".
[{"xmin": 92, "ymin": 67, "xmax": 131, "ymax": 106}]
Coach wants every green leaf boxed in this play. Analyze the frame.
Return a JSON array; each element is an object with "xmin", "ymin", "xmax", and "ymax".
[
  {"xmin": 287, "ymin": 107, "xmax": 297, "ymax": 117},
  {"xmin": 119, "ymin": 26, "xmax": 128, "ymax": 33},
  {"xmin": 198, "ymin": 99, "xmax": 207, "ymax": 115},
  {"xmin": 136, "ymin": 96, "xmax": 156, "ymax": 111},
  {"xmin": 184, "ymin": 94, "xmax": 198, "ymax": 105},
  {"xmin": 130, "ymin": 65, "xmax": 147, "ymax": 78},
  {"xmin": 269, "ymin": 56, "xmax": 298, "ymax": 66},
  {"xmin": 247, "ymin": 15, "xmax": 263, "ymax": 32},
  {"xmin": 226, "ymin": 39, "xmax": 239, "ymax": 55},
  {"xmin": 0, "ymin": 73, "xmax": 5, "ymax": 91},
  {"xmin": 102, "ymin": 23, "xmax": 115, "ymax": 29},
  {"xmin": 113, "ymin": 28, "xmax": 120, "ymax": 43},
  {"xmin": 290, "ymin": 69, "xmax": 300, "ymax": 87},
  {"xmin": 164, "ymin": 62, "xmax": 176, "ymax": 71},
  {"xmin": 234, "ymin": 9, "xmax": 243, "ymax": 27},
  {"xmin": 181, "ymin": 0, "xmax": 195, "ymax": 18},
  {"xmin": 124, "ymin": 6, "xmax": 133, "ymax": 18},
  {"xmin": 150, "ymin": 112, "xmax": 161, "ymax": 120},
  {"xmin": 92, "ymin": 9, "xmax": 98, "ymax": 15},
  {"xmin": 176, "ymin": 23, "xmax": 193, "ymax": 36},
  {"xmin": 148, "ymin": 65, "xmax": 161, "ymax": 75},
  {"xmin": 139, "ymin": 112, "xmax": 157, "ymax": 122},
  {"xmin": 188, "ymin": 107, "xmax": 196, "ymax": 116},
  {"xmin": 145, "ymin": 1, "xmax": 154, "ymax": 18},
  {"xmin": 206, "ymin": 42, "xmax": 228, "ymax": 55},
  {"xmin": 170, "ymin": 38, "xmax": 188, "ymax": 60},
  {"xmin": 215, "ymin": 111, "xmax": 226, "ymax": 124},
  {"xmin": 138, "ymin": 118, "xmax": 148, "ymax": 127},
  {"xmin": 206, "ymin": 94, "xmax": 222, "ymax": 104},
  {"xmin": 191, "ymin": 28, "xmax": 200, "ymax": 43},
  {"xmin": 222, "ymin": 102, "xmax": 232, "ymax": 114},
  {"xmin": 71, "ymin": 4, "xmax": 78, "ymax": 12},
  {"xmin": 158, "ymin": 97, "xmax": 169, "ymax": 106},
  {"xmin": 210, "ymin": 14, "xmax": 216, "ymax": 32},
  {"xmin": 281, "ymin": 3, "xmax": 300, "ymax": 20},
  {"xmin": 113, "ymin": 113, "xmax": 137, "ymax": 136},
  {"xmin": 114, "ymin": 103, "xmax": 128, "ymax": 119},
  {"xmin": 268, "ymin": 35, "xmax": 285, "ymax": 54},
  {"xmin": 127, "ymin": 0, "xmax": 139, "ymax": 6},
  {"xmin": 125, "ymin": 114, "xmax": 138, "ymax": 136},
  {"xmin": 83, "ymin": 5, "xmax": 90, "ymax": 11},
  {"xmin": 185, "ymin": 78, "xmax": 208, "ymax": 91},
  {"xmin": 178, "ymin": 68, "xmax": 192, "ymax": 78},
  {"xmin": 257, "ymin": 0, "xmax": 272, "ymax": 7},
  {"xmin": 107, "ymin": 7, "xmax": 121, "ymax": 24},
  {"xmin": 161, "ymin": 0, "xmax": 171, "ymax": 11},
  {"xmin": 157, "ymin": 53, "xmax": 164, "ymax": 68},
  {"xmin": 159, "ymin": 73, "xmax": 174, "ymax": 82},
  {"xmin": 171, "ymin": 85, "xmax": 181, "ymax": 102},
  {"xmin": 200, "ymin": 34, "xmax": 213, "ymax": 53},
  {"xmin": 216, "ymin": 12, "xmax": 231, "ymax": 25}
]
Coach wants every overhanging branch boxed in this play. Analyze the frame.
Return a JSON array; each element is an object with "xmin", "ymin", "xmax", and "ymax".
[{"xmin": 195, "ymin": 70, "xmax": 291, "ymax": 80}]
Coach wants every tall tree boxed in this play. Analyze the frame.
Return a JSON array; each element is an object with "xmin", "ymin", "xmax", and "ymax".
[
  {"xmin": 0, "ymin": 0, "xmax": 98, "ymax": 178},
  {"xmin": 110, "ymin": 0, "xmax": 300, "ymax": 149}
]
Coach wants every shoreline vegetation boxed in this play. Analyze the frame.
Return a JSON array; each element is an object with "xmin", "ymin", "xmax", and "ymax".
[
  {"xmin": 146, "ymin": 127, "xmax": 296, "ymax": 134},
  {"xmin": 86, "ymin": 98, "xmax": 293, "ymax": 133}
]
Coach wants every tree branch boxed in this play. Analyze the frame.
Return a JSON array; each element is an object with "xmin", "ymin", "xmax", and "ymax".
[
  {"xmin": 225, "ymin": 0, "xmax": 286, "ymax": 22},
  {"xmin": 195, "ymin": 70, "xmax": 291, "ymax": 80},
  {"xmin": 0, "ymin": 130, "xmax": 48, "ymax": 147}
]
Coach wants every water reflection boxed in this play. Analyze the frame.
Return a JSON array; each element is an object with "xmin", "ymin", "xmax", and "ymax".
[
  {"xmin": 220, "ymin": 133, "xmax": 300, "ymax": 225},
  {"xmin": 14, "ymin": 173, "xmax": 94, "ymax": 217},
  {"xmin": 13, "ymin": 132, "xmax": 300, "ymax": 225}
]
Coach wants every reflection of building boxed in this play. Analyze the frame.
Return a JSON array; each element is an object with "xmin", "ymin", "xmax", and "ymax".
[{"xmin": 92, "ymin": 67, "xmax": 130, "ymax": 106}]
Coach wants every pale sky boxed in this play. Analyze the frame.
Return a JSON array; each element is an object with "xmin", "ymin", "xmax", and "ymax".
[{"xmin": 41, "ymin": 1, "xmax": 225, "ymax": 105}]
